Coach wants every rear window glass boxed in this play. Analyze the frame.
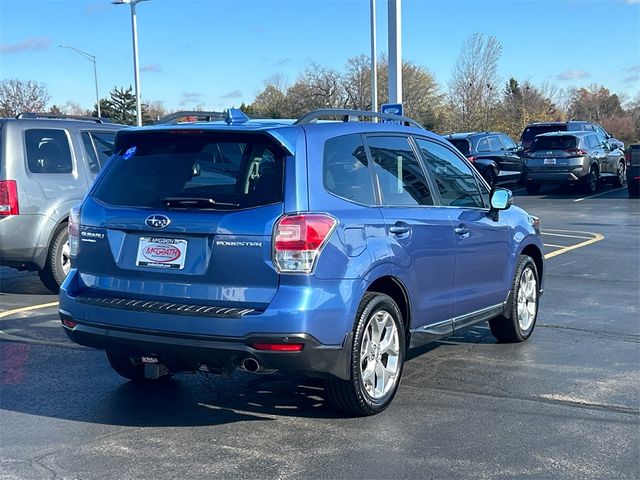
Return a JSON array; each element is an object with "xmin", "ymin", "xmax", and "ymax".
[
  {"xmin": 522, "ymin": 125, "xmax": 567, "ymax": 143},
  {"xmin": 93, "ymin": 131, "xmax": 285, "ymax": 209},
  {"xmin": 25, "ymin": 129, "xmax": 73, "ymax": 174},
  {"xmin": 448, "ymin": 139, "xmax": 470, "ymax": 156},
  {"xmin": 323, "ymin": 134, "xmax": 375, "ymax": 205},
  {"xmin": 531, "ymin": 136, "xmax": 577, "ymax": 151}
]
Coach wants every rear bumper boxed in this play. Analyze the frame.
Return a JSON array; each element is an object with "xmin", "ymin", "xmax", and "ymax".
[
  {"xmin": 525, "ymin": 171, "xmax": 585, "ymax": 184},
  {"xmin": 59, "ymin": 268, "xmax": 364, "ymax": 380},
  {"xmin": 0, "ymin": 214, "xmax": 55, "ymax": 270},
  {"xmin": 60, "ymin": 313, "xmax": 352, "ymax": 379}
]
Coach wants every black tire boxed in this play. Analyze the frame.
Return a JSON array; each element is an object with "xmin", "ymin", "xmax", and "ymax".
[
  {"xmin": 484, "ymin": 168, "xmax": 497, "ymax": 188},
  {"xmin": 325, "ymin": 292, "xmax": 405, "ymax": 416},
  {"xmin": 489, "ymin": 255, "xmax": 540, "ymax": 343},
  {"xmin": 583, "ymin": 166, "xmax": 598, "ymax": 194},
  {"xmin": 525, "ymin": 182, "xmax": 540, "ymax": 195},
  {"xmin": 614, "ymin": 161, "xmax": 625, "ymax": 187},
  {"xmin": 106, "ymin": 351, "xmax": 147, "ymax": 381},
  {"xmin": 38, "ymin": 223, "xmax": 70, "ymax": 293}
]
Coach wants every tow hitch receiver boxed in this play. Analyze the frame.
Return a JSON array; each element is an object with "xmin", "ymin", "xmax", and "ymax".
[{"xmin": 142, "ymin": 356, "xmax": 170, "ymax": 379}]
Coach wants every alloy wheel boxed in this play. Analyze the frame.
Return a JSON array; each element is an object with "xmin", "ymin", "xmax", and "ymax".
[
  {"xmin": 517, "ymin": 267, "xmax": 537, "ymax": 332},
  {"xmin": 359, "ymin": 310, "xmax": 400, "ymax": 399}
]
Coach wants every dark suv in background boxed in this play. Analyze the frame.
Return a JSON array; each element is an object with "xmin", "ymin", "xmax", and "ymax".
[
  {"xmin": 521, "ymin": 121, "xmax": 624, "ymax": 151},
  {"xmin": 0, "ymin": 114, "xmax": 124, "ymax": 291},
  {"xmin": 445, "ymin": 132, "xmax": 523, "ymax": 187},
  {"xmin": 627, "ymin": 144, "xmax": 640, "ymax": 197}
]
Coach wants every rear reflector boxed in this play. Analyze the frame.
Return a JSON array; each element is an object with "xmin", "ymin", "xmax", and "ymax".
[
  {"xmin": 0, "ymin": 180, "xmax": 19, "ymax": 215},
  {"xmin": 250, "ymin": 343, "xmax": 304, "ymax": 352},
  {"xmin": 61, "ymin": 318, "xmax": 78, "ymax": 329},
  {"xmin": 273, "ymin": 213, "xmax": 337, "ymax": 273}
]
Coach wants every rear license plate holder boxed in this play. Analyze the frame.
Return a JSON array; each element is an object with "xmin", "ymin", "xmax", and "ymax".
[{"xmin": 136, "ymin": 237, "xmax": 187, "ymax": 269}]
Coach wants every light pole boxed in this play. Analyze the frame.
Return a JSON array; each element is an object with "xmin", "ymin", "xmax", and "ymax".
[
  {"xmin": 370, "ymin": 0, "xmax": 378, "ymax": 113},
  {"xmin": 59, "ymin": 45, "xmax": 101, "ymax": 118},
  {"xmin": 113, "ymin": 0, "xmax": 150, "ymax": 126}
]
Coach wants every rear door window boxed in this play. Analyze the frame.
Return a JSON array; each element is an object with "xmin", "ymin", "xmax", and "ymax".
[
  {"xmin": 414, "ymin": 138, "xmax": 485, "ymax": 208},
  {"xmin": 476, "ymin": 137, "xmax": 490, "ymax": 152},
  {"xmin": 487, "ymin": 135, "xmax": 503, "ymax": 151},
  {"xmin": 93, "ymin": 131, "xmax": 285, "ymax": 209},
  {"xmin": 323, "ymin": 134, "xmax": 375, "ymax": 205},
  {"xmin": 25, "ymin": 129, "xmax": 73, "ymax": 174},
  {"xmin": 366, "ymin": 135, "xmax": 434, "ymax": 206}
]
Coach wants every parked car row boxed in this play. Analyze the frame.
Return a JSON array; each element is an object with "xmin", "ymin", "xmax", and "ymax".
[{"xmin": 444, "ymin": 120, "xmax": 627, "ymax": 195}]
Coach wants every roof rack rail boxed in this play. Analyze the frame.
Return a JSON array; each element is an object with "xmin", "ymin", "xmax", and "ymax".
[
  {"xmin": 294, "ymin": 109, "xmax": 423, "ymax": 129},
  {"xmin": 16, "ymin": 112, "xmax": 108, "ymax": 123},
  {"xmin": 155, "ymin": 110, "xmax": 226, "ymax": 125}
]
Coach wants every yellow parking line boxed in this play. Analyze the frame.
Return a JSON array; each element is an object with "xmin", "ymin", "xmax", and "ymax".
[
  {"xmin": 544, "ymin": 233, "xmax": 604, "ymax": 259},
  {"xmin": 0, "ymin": 301, "xmax": 59, "ymax": 319},
  {"xmin": 542, "ymin": 232, "xmax": 592, "ymax": 240}
]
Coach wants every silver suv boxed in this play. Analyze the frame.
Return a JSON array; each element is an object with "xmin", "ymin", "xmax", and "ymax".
[
  {"xmin": 0, "ymin": 114, "xmax": 124, "ymax": 291},
  {"xmin": 522, "ymin": 131, "xmax": 626, "ymax": 194}
]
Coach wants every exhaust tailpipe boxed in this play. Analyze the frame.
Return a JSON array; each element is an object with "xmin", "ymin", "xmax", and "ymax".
[{"xmin": 241, "ymin": 357, "xmax": 262, "ymax": 373}]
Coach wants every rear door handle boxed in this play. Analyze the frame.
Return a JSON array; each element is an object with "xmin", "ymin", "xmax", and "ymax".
[
  {"xmin": 389, "ymin": 223, "xmax": 411, "ymax": 235},
  {"xmin": 454, "ymin": 225, "xmax": 470, "ymax": 238}
]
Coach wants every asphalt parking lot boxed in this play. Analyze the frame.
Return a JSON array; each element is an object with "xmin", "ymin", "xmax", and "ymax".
[{"xmin": 1, "ymin": 183, "xmax": 638, "ymax": 480}]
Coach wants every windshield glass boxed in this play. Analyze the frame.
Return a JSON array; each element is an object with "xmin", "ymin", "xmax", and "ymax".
[
  {"xmin": 531, "ymin": 136, "xmax": 577, "ymax": 151},
  {"xmin": 92, "ymin": 130, "xmax": 285, "ymax": 209},
  {"xmin": 448, "ymin": 139, "xmax": 470, "ymax": 156}
]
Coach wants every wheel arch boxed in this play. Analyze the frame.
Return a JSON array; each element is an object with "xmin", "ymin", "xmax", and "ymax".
[
  {"xmin": 519, "ymin": 243, "xmax": 544, "ymax": 284},
  {"xmin": 365, "ymin": 275, "xmax": 411, "ymax": 339}
]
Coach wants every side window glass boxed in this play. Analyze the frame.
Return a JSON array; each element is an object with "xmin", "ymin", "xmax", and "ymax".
[
  {"xmin": 415, "ymin": 138, "xmax": 485, "ymax": 208},
  {"xmin": 81, "ymin": 132, "xmax": 101, "ymax": 174},
  {"xmin": 25, "ymin": 129, "xmax": 73, "ymax": 174},
  {"xmin": 89, "ymin": 131, "xmax": 116, "ymax": 168},
  {"xmin": 476, "ymin": 137, "xmax": 490, "ymax": 152},
  {"xmin": 501, "ymin": 135, "xmax": 517, "ymax": 150},
  {"xmin": 367, "ymin": 135, "xmax": 433, "ymax": 206},
  {"xmin": 488, "ymin": 135, "xmax": 503, "ymax": 151},
  {"xmin": 323, "ymin": 134, "xmax": 375, "ymax": 205}
]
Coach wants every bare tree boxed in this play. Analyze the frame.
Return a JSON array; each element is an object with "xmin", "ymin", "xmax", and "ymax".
[
  {"xmin": 0, "ymin": 79, "xmax": 50, "ymax": 116},
  {"xmin": 448, "ymin": 33, "xmax": 502, "ymax": 131},
  {"xmin": 342, "ymin": 55, "xmax": 372, "ymax": 110}
]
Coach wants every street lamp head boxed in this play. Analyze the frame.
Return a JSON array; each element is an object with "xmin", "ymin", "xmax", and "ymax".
[{"xmin": 112, "ymin": 0, "xmax": 150, "ymax": 4}]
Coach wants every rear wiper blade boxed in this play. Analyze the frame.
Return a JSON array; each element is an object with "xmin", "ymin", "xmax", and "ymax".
[{"xmin": 161, "ymin": 197, "xmax": 240, "ymax": 208}]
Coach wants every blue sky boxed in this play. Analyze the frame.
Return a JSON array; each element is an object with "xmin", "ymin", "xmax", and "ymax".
[{"xmin": 1, "ymin": 0, "xmax": 639, "ymax": 112}]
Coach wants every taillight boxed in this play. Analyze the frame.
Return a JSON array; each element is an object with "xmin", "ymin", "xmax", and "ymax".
[
  {"xmin": 68, "ymin": 205, "xmax": 81, "ymax": 257},
  {"xmin": 625, "ymin": 151, "xmax": 631, "ymax": 165},
  {"xmin": 0, "ymin": 180, "xmax": 19, "ymax": 216},
  {"xmin": 467, "ymin": 156, "xmax": 476, "ymax": 162},
  {"xmin": 250, "ymin": 343, "xmax": 304, "ymax": 352},
  {"xmin": 564, "ymin": 148, "xmax": 587, "ymax": 156},
  {"xmin": 273, "ymin": 213, "xmax": 337, "ymax": 273}
]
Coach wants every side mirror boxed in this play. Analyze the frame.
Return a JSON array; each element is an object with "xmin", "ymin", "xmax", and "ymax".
[{"xmin": 490, "ymin": 188, "xmax": 512, "ymax": 211}]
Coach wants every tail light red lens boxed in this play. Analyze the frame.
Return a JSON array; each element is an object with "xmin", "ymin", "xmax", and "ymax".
[
  {"xmin": 0, "ymin": 180, "xmax": 19, "ymax": 216},
  {"xmin": 564, "ymin": 148, "xmax": 587, "ymax": 156},
  {"xmin": 625, "ymin": 152, "xmax": 631, "ymax": 165},
  {"xmin": 250, "ymin": 343, "xmax": 304, "ymax": 352},
  {"xmin": 273, "ymin": 213, "xmax": 337, "ymax": 273}
]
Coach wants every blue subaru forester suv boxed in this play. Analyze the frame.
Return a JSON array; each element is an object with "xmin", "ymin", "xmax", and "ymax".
[{"xmin": 59, "ymin": 109, "xmax": 544, "ymax": 416}]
